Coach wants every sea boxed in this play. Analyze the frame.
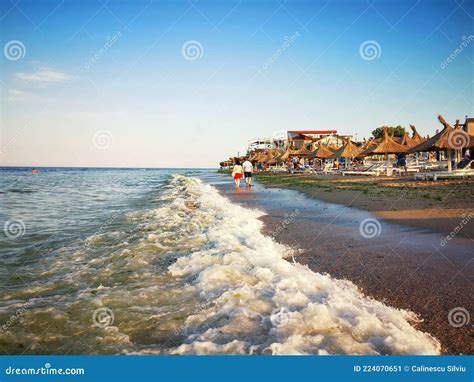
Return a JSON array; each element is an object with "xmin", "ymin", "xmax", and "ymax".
[{"xmin": 0, "ymin": 167, "xmax": 440, "ymax": 355}]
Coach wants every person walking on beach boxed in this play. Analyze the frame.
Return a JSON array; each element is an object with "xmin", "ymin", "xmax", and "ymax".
[
  {"xmin": 242, "ymin": 159, "xmax": 253, "ymax": 188},
  {"xmin": 231, "ymin": 159, "xmax": 243, "ymax": 189}
]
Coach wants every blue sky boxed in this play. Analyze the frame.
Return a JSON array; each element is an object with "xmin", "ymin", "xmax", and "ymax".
[{"xmin": 1, "ymin": 0, "xmax": 473, "ymax": 167}]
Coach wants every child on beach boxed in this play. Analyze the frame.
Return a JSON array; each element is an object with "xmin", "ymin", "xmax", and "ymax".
[{"xmin": 231, "ymin": 159, "xmax": 243, "ymax": 188}]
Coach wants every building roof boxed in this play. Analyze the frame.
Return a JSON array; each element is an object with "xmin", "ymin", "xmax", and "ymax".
[
  {"xmin": 288, "ymin": 130, "xmax": 337, "ymax": 135},
  {"xmin": 288, "ymin": 130, "xmax": 338, "ymax": 141}
]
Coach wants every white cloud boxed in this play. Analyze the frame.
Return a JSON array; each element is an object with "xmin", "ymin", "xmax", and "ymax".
[{"xmin": 14, "ymin": 68, "xmax": 73, "ymax": 84}]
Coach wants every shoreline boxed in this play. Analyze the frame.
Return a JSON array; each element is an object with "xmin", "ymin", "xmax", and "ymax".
[
  {"xmin": 215, "ymin": 175, "xmax": 473, "ymax": 355},
  {"xmin": 253, "ymin": 172, "xmax": 474, "ymax": 238}
]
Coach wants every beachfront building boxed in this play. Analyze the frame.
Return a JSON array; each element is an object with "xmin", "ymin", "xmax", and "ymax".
[
  {"xmin": 248, "ymin": 138, "xmax": 274, "ymax": 151},
  {"xmin": 287, "ymin": 130, "xmax": 353, "ymax": 149},
  {"xmin": 246, "ymin": 131, "xmax": 354, "ymax": 156},
  {"xmin": 463, "ymin": 116, "xmax": 474, "ymax": 135},
  {"xmin": 247, "ymin": 137, "xmax": 286, "ymax": 154}
]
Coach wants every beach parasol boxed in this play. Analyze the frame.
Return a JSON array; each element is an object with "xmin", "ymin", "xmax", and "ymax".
[
  {"xmin": 279, "ymin": 147, "xmax": 298, "ymax": 161},
  {"xmin": 329, "ymin": 138, "xmax": 361, "ymax": 159},
  {"xmin": 400, "ymin": 125, "xmax": 425, "ymax": 165},
  {"xmin": 249, "ymin": 151, "xmax": 261, "ymax": 162},
  {"xmin": 308, "ymin": 144, "xmax": 334, "ymax": 159},
  {"xmin": 293, "ymin": 145, "xmax": 311, "ymax": 156},
  {"xmin": 358, "ymin": 138, "xmax": 377, "ymax": 154},
  {"xmin": 266, "ymin": 156, "xmax": 278, "ymax": 165},
  {"xmin": 279, "ymin": 149, "xmax": 291, "ymax": 161},
  {"xmin": 267, "ymin": 150, "xmax": 284, "ymax": 165},
  {"xmin": 257, "ymin": 150, "xmax": 270, "ymax": 164},
  {"xmin": 397, "ymin": 130, "xmax": 417, "ymax": 149},
  {"xmin": 361, "ymin": 128, "xmax": 407, "ymax": 155},
  {"xmin": 408, "ymin": 115, "xmax": 468, "ymax": 172},
  {"xmin": 258, "ymin": 149, "xmax": 280, "ymax": 164},
  {"xmin": 409, "ymin": 124, "xmax": 425, "ymax": 146},
  {"xmin": 362, "ymin": 127, "xmax": 408, "ymax": 175}
]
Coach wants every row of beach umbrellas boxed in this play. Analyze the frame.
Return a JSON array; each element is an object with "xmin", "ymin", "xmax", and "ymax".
[{"xmin": 244, "ymin": 115, "xmax": 473, "ymax": 174}]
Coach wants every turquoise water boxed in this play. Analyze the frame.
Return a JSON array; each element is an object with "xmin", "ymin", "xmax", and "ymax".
[{"xmin": 0, "ymin": 168, "xmax": 440, "ymax": 355}]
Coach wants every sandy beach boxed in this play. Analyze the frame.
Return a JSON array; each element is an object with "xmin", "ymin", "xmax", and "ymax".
[
  {"xmin": 255, "ymin": 173, "xmax": 474, "ymax": 238},
  {"xmin": 217, "ymin": 174, "xmax": 473, "ymax": 355}
]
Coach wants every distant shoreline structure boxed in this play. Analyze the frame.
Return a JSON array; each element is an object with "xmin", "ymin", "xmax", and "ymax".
[
  {"xmin": 220, "ymin": 115, "xmax": 474, "ymax": 176},
  {"xmin": 0, "ymin": 166, "xmax": 219, "ymax": 170}
]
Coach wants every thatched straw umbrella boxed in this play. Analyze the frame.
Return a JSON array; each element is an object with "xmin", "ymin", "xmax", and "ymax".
[
  {"xmin": 248, "ymin": 151, "xmax": 261, "ymax": 161},
  {"xmin": 409, "ymin": 124, "xmax": 425, "ymax": 146},
  {"xmin": 395, "ymin": 128, "xmax": 421, "ymax": 165},
  {"xmin": 405, "ymin": 125, "xmax": 427, "ymax": 165},
  {"xmin": 329, "ymin": 138, "xmax": 361, "ymax": 163},
  {"xmin": 257, "ymin": 151, "xmax": 270, "ymax": 164},
  {"xmin": 293, "ymin": 145, "xmax": 311, "ymax": 156},
  {"xmin": 397, "ymin": 130, "xmax": 417, "ymax": 149},
  {"xmin": 279, "ymin": 149, "xmax": 290, "ymax": 161},
  {"xmin": 264, "ymin": 149, "xmax": 277, "ymax": 162},
  {"xmin": 408, "ymin": 115, "xmax": 467, "ymax": 172},
  {"xmin": 280, "ymin": 147, "xmax": 298, "ymax": 161},
  {"xmin": 258, "ymin": 149, "xmax": 281, "ymax": 167},
  {"xmin": 267, "ymin": 150, "xmax": 284, "ymax": 166},
  {"xmin": 308, "ymin": 144, "xmax": 334, "ymax": 159},
  {"xmin": 266, "ymin": 157, "xmax": 278, "ymax": 165},
  {"xmin": 329, "ymin": 138, "xmax": 361, "ymax": 169},
  {"xmin": 358, "ymin": 138, "xmax": 377, "ymax": 154},
  {"xmin": 362, "ymin": 127, "xmax": 408, "ymax": 175}
]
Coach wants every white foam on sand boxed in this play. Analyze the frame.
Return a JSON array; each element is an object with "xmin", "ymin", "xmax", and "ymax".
[{"xmin": 162, "ymin": 175, "xmax": 441, "ymax": 355}]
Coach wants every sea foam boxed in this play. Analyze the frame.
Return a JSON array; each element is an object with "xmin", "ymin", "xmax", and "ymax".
[{"xmin": 161, "ymin": 175, "xmax": 441, "ymax": 355}]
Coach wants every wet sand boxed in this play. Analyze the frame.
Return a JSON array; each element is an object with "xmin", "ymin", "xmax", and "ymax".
[
  {"xmin": 213, "ymin": 177, "xmax": 473, "ymax": 355},
  {"xmin": 254, "ymin": 173, "xmax": 474, "ymax": 238}
]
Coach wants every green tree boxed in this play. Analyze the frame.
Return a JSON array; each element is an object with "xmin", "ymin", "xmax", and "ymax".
[{"xmin": 371, "ymin": 126, "xmax": 405, "ymax": 139}]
